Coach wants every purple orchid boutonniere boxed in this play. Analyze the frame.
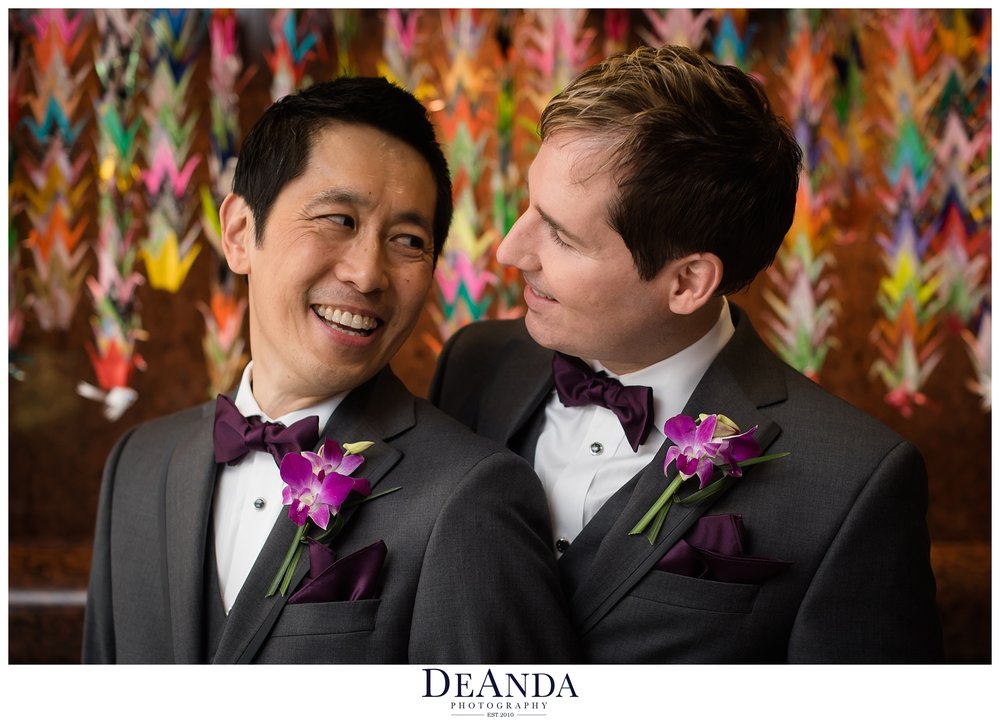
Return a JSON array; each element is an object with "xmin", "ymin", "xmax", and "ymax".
[
  {"xmin": 266, "ymin": 439, "xmax": 398, "ymax": 598},
  {"xmin": 629, "ymin": 413, "xmax": 789, "ymax": 545}
]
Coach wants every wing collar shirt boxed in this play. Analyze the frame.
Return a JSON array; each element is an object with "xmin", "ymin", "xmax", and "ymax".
[
  {"xmin": 535, "ymin": 298, "xmax": 736, "ymax": 555},
  {"xmin": 213, "ymin": 361, "xmax": 345, "ymax": 612}
]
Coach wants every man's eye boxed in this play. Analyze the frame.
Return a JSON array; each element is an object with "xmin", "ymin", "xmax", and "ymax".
[
  {"xmin": 548, "ymin": 226, "xmax": 569, "ymax": 248},
  {"xmin": 324, "ymin": 214, "xmax": 355, "ymax": 229},
  {"xmin": 398, "ymin": 235, "xmax": 427, "ymax": 251}
]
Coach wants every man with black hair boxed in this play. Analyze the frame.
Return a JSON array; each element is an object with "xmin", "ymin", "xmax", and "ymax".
[{"xmin": 84, "ymin": 77, "xmax": 577, "ymax": 664}]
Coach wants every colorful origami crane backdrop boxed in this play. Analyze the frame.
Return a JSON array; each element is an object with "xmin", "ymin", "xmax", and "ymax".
[{"xmin": 8, "ymin": 9, "xmax": 991, "ymax": 546}]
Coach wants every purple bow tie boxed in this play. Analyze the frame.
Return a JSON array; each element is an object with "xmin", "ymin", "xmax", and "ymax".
[
  {"xmin": 213, "ymin": 394, "xmax": 320, "ymax": 467},
  {"xmin": 552, "ymin": 352, "xmax": 654, "ymax": 452}
]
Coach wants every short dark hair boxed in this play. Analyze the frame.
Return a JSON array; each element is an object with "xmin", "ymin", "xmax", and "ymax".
[
  {"xmin": 233, "ymin": 76, "xmax": 453, "ymax": 264},
  {"xmin": 540, "ymin": 45, "xmax": 802, "ymax": 293}
]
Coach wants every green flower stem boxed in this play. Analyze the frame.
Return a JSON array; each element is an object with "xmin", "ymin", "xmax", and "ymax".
[
  {"xmin": 645, "ymin": 501, "xmax": 672, "ymax": 545},
  {"xmin": 267, "ymin": 523, "xmax": 308, "ymax": 598},
  {"xmin": 737, "ymin": 451, "xmax": 790, "ymax": 468},
  {"xmin": 679, "ymin": 453, "xmax": 791, "ymax": 506},
  {"xmin": 278, "ymin": 544, "xmax": 303, "ymax": 597},
  {"xmin": 312, "ymin": 514, "xmax": 344, "ymax": 545},
  {"xmin": 343, "ymin": 486, "xmax": 401, "ymax": 508},
  {"xmin": 629, "ymin": 473, "xmax": 685, "ymax": 537},
  {"xmin": 677, "ymin": 475, "xmax": 733, "ymax": 506}
]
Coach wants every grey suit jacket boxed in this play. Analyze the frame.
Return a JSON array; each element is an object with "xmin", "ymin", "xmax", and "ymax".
[
  {"xmin": 430, "ymin": 306, "xmax": 943, "ymax": 662},
  {"xmin": 83, "ymin": 366, "xmax": 579, "ymax": 663}
]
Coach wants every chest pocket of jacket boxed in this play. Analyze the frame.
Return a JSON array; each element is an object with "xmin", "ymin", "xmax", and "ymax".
[
  {"xmin": 271, "ymin": 598, "xmax": 380, "ymax": 637},
  {"xmin": 629, "ymin": 569, "xmax": 759, "ymax": 614}
]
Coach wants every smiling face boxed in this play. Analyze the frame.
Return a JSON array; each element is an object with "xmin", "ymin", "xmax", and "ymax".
[
  {"xmin": 220, "ymin": 122, "xmax": 437, "ymax": 416},
  {"xmin": 497, "ymin": 132, "xmax": 705, "ymax": 375}
]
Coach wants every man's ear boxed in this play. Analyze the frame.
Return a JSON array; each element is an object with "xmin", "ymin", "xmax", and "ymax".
[
  {"xmin": 663, "ymin": 252, "xmax": 724, "ymax": 315},
  {"xmin": 219, "ymin": 193, "xmax": 255, "ymax": 275}
]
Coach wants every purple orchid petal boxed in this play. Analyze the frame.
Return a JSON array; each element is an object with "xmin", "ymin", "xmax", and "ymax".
[
  {"xmin": 722, "ymin": 427, "xmax": 761, "ymax": 463},
  {"xmin": 675, "ymin": 454, "xmax": 700, "ymax": 480},
  {"xmin": 694, "ymin": 456, "xmax": 715, "ymax": 488},
  {"xmin": 287, "ymin": 500, "xmax": 310, "ymax": 526},
  {"xmin": 693, "ymin": 414, "xmax": 719, "ymax": 446},
  {"xmin": 700, "ymin": 439, "xmax": 724, "ymax": 458},
  {"xmin": 317, "ymin": 473, "xmax": 372, "ymax": 511},
  {"xmin": 663, "ymin": 445, "xmax": 681, "ymax": 473},
  {"xmin": 300, "ymin": 450, "xmax": 325, "ymax": 474},
  {"xmin": 352, "ymin": 476, "xmax": 372, "ymax": 497},
  {"xmin": 309, "ymin": 503, "xmax": 331, "ymax": 530},
  {"xmin": 280, "ymin": 453, "xmax": 315, "ymax": 489},
  {"xmin": 317, "ymin": 473, "xmax": 352, "ymax": 507},
  {"xmin": 319, "ymin": 439, "xmax": 345, "ymax": 467},
  {"xmin": 663, "ymin": 414, "xmax": 697, "ymax": 444},
  {"xmin": 337, "ymin": 453, "xmax": 365, "ymax": 476}
]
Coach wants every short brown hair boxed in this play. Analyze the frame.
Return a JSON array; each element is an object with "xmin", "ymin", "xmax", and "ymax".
[{"xmin": 540, "ymin": 45, "xmax": 802, "ymax": 293}]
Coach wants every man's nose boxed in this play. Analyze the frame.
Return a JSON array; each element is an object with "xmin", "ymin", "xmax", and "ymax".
[
  {"xmin": 496, "ymin": 212, "xmax": 539, "ymax": 270},
  {"xmin": 336, "ymin": 233, "xmax": 389, "ymax": 293}
]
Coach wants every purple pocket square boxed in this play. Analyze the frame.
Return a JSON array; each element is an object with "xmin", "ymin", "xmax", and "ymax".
[
  {"xmin": 655, "ymin": 513, "xmax": 791, "ymax": 584},
  {"xmin": 288, "ymin": 539, "xmax": 387, "ymax": 605}
]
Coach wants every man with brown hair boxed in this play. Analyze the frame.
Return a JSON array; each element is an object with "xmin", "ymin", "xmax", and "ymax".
[{"xmin": 432, "ymin": 45, "xmax": 941, "ymax": 662}]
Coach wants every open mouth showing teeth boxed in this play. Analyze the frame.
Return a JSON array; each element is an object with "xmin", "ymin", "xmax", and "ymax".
[
  {"xmin": 312, "ymin": 304, "xmax": 380, "ymax": 337},
  {"xmin": 530, "ymin": 285, "xmax": 555, "ymax": 301}
]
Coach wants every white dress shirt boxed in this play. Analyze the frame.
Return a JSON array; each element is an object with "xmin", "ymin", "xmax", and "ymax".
[
  {"xmin": 534, "ymin": 298, "xmax": 736, "ymax": 554},
  {"xmin": 213, "ymin": 362, "xmax": 345, "ymax": 612}
]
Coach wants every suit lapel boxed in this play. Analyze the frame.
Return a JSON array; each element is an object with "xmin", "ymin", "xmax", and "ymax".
[
  {"xmin": 569, "ymin": 306, "xmax": 787, "ymax": 634},
  {"xmin": 569, "ymin": 441, "xmax": 692, "ymax": 631},
  {"xmin": 162, "ymin": 401, "xmax": 217, "ymax": 663},
  {"xmin": 212, "ymin": 367, "xmax": 412, "ymax": 663},
  {"xmin": 479, "ymin": 324, "xmax": 553, "ymax": 456},
  {"xmin": 313, "ymin": 366, "xmax": 412, "ymax": 494},
  {"xmin": 212, "ymin": 511, "xmax": 299, "ymax": 663}
]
